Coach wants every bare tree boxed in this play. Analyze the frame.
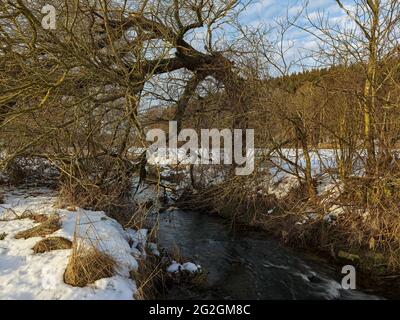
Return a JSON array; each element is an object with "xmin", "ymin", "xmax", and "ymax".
[{"xmin": 0, "ymin": 0, "xmax": 258, "ymax": 208}]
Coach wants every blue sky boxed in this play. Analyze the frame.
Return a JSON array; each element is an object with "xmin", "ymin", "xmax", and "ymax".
[
  {"xmin": 241, "ymin": 0, "xmax": 348, "ymax": 25},
  {"xmin": 184, "ymin": 0, "xmax": 356, "ymax": 72},
  {"xmin": 237, "ymin": 0, "xmax": 354, "ymax": 70}
]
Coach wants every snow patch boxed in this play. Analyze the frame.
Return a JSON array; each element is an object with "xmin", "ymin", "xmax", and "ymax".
[
  {"xmin": 166, "ymin": 261, "xmax": 201, "ymax": 274},
  {"xmin": 0, "ymin": 188, "xmax": 153, "ymax": 300}
]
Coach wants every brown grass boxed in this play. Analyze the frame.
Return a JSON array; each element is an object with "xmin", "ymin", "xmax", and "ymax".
[
  {"xmin": 64, "ymin": 242, "xmax": 116, "ymax": 287},
  {"xmin": 179, "ymin": 268, "xmax": 208, "ymax": 288},
  {"xmin": 130, "ymin": 255, "xmax": 164, "ymax": 300},
  {"xmin": 33, "ymin": 237, "xmax": 72, "ymax": 253},
  {"xmin": 168, "ymin": 244, "xmax": 184, "ymax": 264},
  {"xmin": 130, "ymin": 247, "xmax": 207, "ymax": 300},
  {"xmin": 14, "ymin": 215, "xmax": 61, "ymax": 239},
  {"xmin": 29, "ymin": 214, "xmax": 49, "ymax": 223}
]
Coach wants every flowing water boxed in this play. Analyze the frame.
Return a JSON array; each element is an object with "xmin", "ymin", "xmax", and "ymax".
[{"xmin": 155, "ymin": 209, "xmax": 382, "ymax": 300}]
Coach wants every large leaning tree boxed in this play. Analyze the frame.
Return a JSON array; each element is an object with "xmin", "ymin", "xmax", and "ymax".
[{"xmin": 0, "ymin": 0, "xmax": 258, "ymax": 209}]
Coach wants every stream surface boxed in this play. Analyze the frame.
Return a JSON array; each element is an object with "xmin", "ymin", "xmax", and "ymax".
[{"xmin": 156, "ymin": 209, "xmax": 383, "ymax": 300}]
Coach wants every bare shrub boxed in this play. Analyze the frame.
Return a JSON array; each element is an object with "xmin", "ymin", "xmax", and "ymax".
[
  {"xmin": 342, "ymin": 176, "xmax": 400, "ymax": 209},
  {"xmin": 56, "ymin": 157, "xmax": 133, "ymax": 211},
  {"xmin": 5, "ymin": 158, "xmax": 27, "ymax": 186},
  {"xmin": 4, "ymin": 157, "xmax": 58, "ymax": 187}
]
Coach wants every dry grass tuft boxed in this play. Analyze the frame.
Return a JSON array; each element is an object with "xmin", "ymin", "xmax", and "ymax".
[
  {"xmin": 14, "ymin": 216, "xmax": 61, "ymax": 239},
  {"xmin": 168, "ymin": 244, "xmax": 184, "ymax": 264},
  {"xmin": 175, "ymin": 269, "xmax": 208, "ymax": 288},
  {"xmin": 64, "ymin": 243, "xmax": 116, "ymax": 287},
  {"xmin": 33, "ymin": 237, "xmax": 72, "ymax": 253},
  {"xmin": 29, "ymin": 214, "xmax": 49, "ymax": 223},
  {"xmin": 0, "ymin": 232, "xmax": 7, "ymax": 240}
]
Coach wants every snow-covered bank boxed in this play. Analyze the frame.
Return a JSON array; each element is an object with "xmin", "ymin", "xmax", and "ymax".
[{"xmin": 0, "ymin": 188, "xmax": 153, "ymax": 300}]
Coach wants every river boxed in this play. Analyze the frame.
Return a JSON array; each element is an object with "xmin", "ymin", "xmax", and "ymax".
[{"xmin": 155, "ymin": 209, "xmax": 382, "ymax": 300}]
